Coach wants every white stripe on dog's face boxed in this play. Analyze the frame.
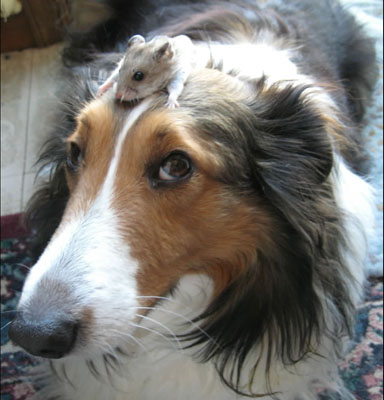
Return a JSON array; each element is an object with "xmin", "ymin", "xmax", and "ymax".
[
  {"xmin": 19, "ymin": 98, "xmax": 153, "ymax": 355},
  {"xmin": 99, "ymin": 97, "xmax": 154, "ymax": 200}
]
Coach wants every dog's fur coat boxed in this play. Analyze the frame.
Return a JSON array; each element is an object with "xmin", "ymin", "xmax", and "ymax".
[{"xmin": 10, "ymin": 0, "xmax": 377, "ymax": 399}]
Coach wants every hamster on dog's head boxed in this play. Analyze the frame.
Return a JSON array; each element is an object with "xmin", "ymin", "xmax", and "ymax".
[{"xmin": 116, "ymin": 35, "xmax": 175, "ymax": 101}]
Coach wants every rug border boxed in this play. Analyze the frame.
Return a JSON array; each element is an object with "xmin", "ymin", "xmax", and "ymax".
[{"xmin": 1, "ymin": 213, "xmax": 28, "ymax": 240}]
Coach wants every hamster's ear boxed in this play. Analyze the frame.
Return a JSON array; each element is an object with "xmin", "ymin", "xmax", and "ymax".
[
  {"xmin": 154, "ymin": 42, "xmax": 174, "ymax": 61},
  {"xmin": 128, "ymin": 35, "xmax": 145, "ymax": 47}
]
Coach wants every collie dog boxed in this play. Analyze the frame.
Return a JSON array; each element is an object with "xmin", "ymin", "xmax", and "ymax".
[{"xmin": 9, "ymin": 0, "xmax": 377, "ymax": 399}]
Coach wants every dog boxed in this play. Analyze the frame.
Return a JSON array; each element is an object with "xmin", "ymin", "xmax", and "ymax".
[{"xmin": 9, "ymin": 0, "xmax": 377, "ymax": 399}]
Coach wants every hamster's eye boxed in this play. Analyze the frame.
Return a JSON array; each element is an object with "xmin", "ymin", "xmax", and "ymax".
[{"xmin": 133, "ymin": 71, "xmax": 145, "ymax": 81}]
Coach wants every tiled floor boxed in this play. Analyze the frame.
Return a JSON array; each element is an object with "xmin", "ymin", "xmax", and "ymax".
[{"xmin": 1, "ymin": 43, "xmax": 63, "ymax": 216}]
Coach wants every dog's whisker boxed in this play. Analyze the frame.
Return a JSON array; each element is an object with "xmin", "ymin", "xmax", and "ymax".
[
  {"xmin": 134, "ymin": 313, "xmax": 183, "ymax": 350},
  {"xmin": 130, "ymin": 317, "xmax": 184, "ymax": 352},
  {"xmin": 135, "ymin": 295, "xmax": 174, "ymax": 302},
  {"xmin": 94, "ymin": 315, "xmax": 186, "ymax": 355},
  {"xmin": 116, "ymin": 346, "xmax": 129, "ymax": 357},
  {"xmin": 61, "ymin": 363, "xmax": 76, "ymax": 389},
  {"xmin": 85, "ymin": 352, "xmax": 129, "ymax": 394},
  {"xmin": 85, "ymin": 350, "xmax": 122, "ymax": 383},
  {"xmin": 103, "ymin": 354, "xmax": 115, "ymax": 383},
  {"xmin": 86, "ymin": 359, "xmax": 101, "ymax": 380},
  {"xmin": 129, "ymin": 321, "xmax": 173, "ymax": 346},
  {"xmin": 104, "ymin": 353, "xmax": 120, "ymax": 371},
  {"xmin": 49, "ymin": 360, "xmax": 62, "ymax": 383},
  {"xmin": 129, "ymin": 306, "xmax": 220, "ymax": 347},
  {"xmin": 134, "ymin": 295, "xmax": 200, "ymax": 313},
  {"xmin": 106, "ymin": 328, "xmax": 150, "ymax": 354}
]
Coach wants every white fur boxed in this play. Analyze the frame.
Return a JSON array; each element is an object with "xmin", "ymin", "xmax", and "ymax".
[
  {"xmin": 20, "ymin": 219, "xmax": 80, "ymax": 303},
  {"xmin": 195, "ymin": 41, "xmax": 300, "ymax": 85},
  {"xmin": 38, "ymin": 275, "xmax": 351, "ymax": 400},
  {"xmin": 331, "ymin": 156, "xmax": 377, "ymax": 295},
  {"xmin": 21, "ymin": 99, "xmax": 153, "ymax": 360}
]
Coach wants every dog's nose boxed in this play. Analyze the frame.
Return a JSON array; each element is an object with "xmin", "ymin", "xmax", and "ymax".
[{"xmin": 9, "ymin": 313, "xmax": 78, "ymax": 359}]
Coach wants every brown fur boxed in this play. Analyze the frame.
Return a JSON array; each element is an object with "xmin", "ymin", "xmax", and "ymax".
[
  {"xmin": 64, "ymin": 92, "xmax": 274, "ymax": 306},
  {"xmin": 64, "ymin": 101, "xmax": 117, "ymax": 219}
]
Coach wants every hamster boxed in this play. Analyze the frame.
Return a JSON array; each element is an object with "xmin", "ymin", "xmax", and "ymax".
[{"xmin": 97, "ymin": 34, "xmax": 196, "ymax": 107}]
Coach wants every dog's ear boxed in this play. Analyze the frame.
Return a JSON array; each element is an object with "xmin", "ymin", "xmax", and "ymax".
[
  {"xmin": 248, "ymin": 83, "xmax": 334, "ymax": 196},
  {"xmin": 182, "ymin": 83, "xmax": 350, "ymax": 396}
]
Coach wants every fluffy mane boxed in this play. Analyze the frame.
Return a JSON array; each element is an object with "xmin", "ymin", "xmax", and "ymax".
[{"xmin": 19, "ymin": 1, "xmax": 377, "ymax": 398}]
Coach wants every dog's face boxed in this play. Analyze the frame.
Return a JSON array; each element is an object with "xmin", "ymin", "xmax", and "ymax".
[
  {"xmin": 63, "ymin": 76, "xmax": 266, "ymax": 308},
  {"xmin": 12, "ymin": 70, "xmax": 271, "ymax": 357},
  {"xmin": 10, "ymin": 67, "xmax": 340, "ymax": 376}
]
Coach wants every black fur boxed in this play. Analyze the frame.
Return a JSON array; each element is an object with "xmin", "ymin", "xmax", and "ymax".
[
  {"xmin": 175, "ymin": 77, "xmax": 354, "ymax": 396},
  {"xmin": 25, "ymin": 0, "xmax": 376, "ymax": 396}
]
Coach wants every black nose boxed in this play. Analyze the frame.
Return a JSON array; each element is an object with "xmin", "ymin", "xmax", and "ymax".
[{"xmin": 9, "ymin": 313, "xmax": 78, "ymax": 359}]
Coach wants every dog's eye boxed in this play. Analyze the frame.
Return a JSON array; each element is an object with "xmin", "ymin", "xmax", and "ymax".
[
  {"xmin": 158, "ymin": 153, "xmax": 192, "ymax": 181},
  {"xmin": 132, "ymin": 71, "xmax": 144, "ymax": 81},
  {"xmin": 66, "ymin": 142, "xmax": 82, "ymax": 172}
]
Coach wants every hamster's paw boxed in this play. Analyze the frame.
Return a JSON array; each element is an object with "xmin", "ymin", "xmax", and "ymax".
[
  {"xmin": 166, "ymin": 98, "xmax": 180, "ymax": 108},
  {"xmin": 97, "ymin": 81, "xmax": 114, "ymax": 97}
]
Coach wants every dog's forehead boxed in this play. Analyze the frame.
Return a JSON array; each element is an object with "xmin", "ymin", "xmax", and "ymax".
[{"xmin": 66, "ymin": 69, "xmax": 256, "ymax": 217}]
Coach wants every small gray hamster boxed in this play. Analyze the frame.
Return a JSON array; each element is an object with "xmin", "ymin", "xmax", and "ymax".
[{"xmin": 97, "ymin": 34, "xmax": 196, "ymax": 107}]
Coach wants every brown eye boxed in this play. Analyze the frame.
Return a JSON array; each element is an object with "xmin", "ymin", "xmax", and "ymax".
[
  {"xmin": 158, "ymin": 153, "xmax": 192, "ymax": 181},
  {"xmin": 66, "ymin": 142, "xmax": 82, "ymax": 172},
  {"xmin": 133, "ymin": 71, "xmax": 144, "ymax": 81}
]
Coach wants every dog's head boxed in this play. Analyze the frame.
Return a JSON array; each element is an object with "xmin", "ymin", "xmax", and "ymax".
[{"xmin": 10, "ymin": 68, "xmax": 352, "ymax": 392}]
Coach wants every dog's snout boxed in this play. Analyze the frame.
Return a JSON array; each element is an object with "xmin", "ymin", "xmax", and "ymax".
[{"xmin": 9, "ymin": 313, "xmax": 78, "ymax": 359}]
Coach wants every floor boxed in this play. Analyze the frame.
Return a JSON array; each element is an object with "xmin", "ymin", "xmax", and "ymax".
[{"xmin": 1, "ymin": 43, "xmax": 63, "ymax": 216}]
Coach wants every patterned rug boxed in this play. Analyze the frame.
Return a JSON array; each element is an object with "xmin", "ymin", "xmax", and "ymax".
[{"xmin": 0, "ymin": 216, "xmax": 383, "ymax": 399}]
